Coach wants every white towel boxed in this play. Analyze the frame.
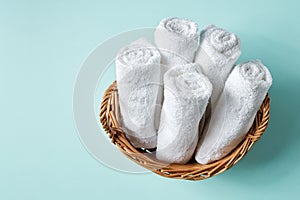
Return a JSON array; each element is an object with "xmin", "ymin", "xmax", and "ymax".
[
  {"xmin": 116, "ymin": 38, "xmax": 161, "ymax": 148},
  {"xmin": 195, "ymin": 24, "xmax": 241, "ymax": 107},
  {"xmin": 195, "ymin": 60, "xmax": 272, "ymax": 164},
  {"xmin": 154, "ymin": 17, "xmax": 199, "ymax": 71},
  {"xmin": 156, "ymin": 63, "xmax": 212, "ymax": 164}
]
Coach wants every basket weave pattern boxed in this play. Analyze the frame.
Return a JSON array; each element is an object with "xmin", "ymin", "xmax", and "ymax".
[{"xmin": 100, "ymin": 81, "xmax": 270, "ymax": 180}]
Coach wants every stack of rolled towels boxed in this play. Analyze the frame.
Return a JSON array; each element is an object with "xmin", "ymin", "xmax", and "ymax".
[{"xmin": 115, "ymin": 17, "xmax": 272, "ymax": 164}]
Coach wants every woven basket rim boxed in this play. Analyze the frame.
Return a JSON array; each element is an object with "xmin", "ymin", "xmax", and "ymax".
[{"xmin": 100, "ymin": 81, "xmax": 271, "ymax": 180}]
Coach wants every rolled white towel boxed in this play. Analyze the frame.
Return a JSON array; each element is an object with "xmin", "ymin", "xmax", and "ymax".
[
  {"xmin": 154, "ymin": 17, "xmax": 199, "ymax": 71},
  {"xmin": 116, "ymin": 38, "xmax": 161, "ymax": 148},
  {"xmin": 195, "ymin": 24, "xmax": 241, "ymax": 107},
  {"xmin": 195, "ymin": 60, "xmax": 272, "ymax": 164},
  {"xmin": 156, "ymin": 63, "xmax": 212, "ymax": 164}
]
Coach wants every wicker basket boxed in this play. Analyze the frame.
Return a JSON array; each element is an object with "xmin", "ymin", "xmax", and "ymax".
[{"xmin": 100, "ymin": 81, "xmax": 270, "ymax": 180}]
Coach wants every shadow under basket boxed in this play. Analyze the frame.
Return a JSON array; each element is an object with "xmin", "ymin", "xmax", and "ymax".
[{"xmin": 100, "ymin": 81, "xmax": 271, "ymax": 181}]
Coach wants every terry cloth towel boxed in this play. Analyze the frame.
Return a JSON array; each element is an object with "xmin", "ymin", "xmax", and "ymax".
[
  {"xmin": 156, "ymin": 63, "xmax": 212, "ymax": 164},
  {"xmin": 116, "ymin": 38, "xmax": 161, "ymax": 148},
  {"xmin": 195, "ymin": 60, "xmax": 272, "ymax": 164},
  {"xmin": 195, "ymin": 24, "xmax": 241, "ymax": 107},
  {"xmin": 154, "ymin": 17, "xmax": 199, "ymax": 71}
]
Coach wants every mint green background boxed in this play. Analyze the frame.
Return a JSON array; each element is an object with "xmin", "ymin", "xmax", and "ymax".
[{"xmin": 1, "ymin": 0, "xmax": 300, "ymax": 199}]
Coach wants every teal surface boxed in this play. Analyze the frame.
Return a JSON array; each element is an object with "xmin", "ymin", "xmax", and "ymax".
[{"xmin": 1, "ymin": 0, "xmax": 300, "ymax": 199}]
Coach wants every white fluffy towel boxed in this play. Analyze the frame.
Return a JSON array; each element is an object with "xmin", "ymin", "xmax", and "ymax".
[
  {"xmin": 154, "ymin": 17, "xmax": 199, "ymax": 71},
  {"xmin": 195, "ymin": 24, "xmax": 241, "ymax": 107},
  {"xmin": 116, "ymin": 38, "xmax": 161, "ymax": 148},
  {"xmin": 156, "ymin": 63, "xmax": 212, "ymax": 164},
  {"xmin": 195, "ymin": 60, "xmax": 272, "ymax": 164}
]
